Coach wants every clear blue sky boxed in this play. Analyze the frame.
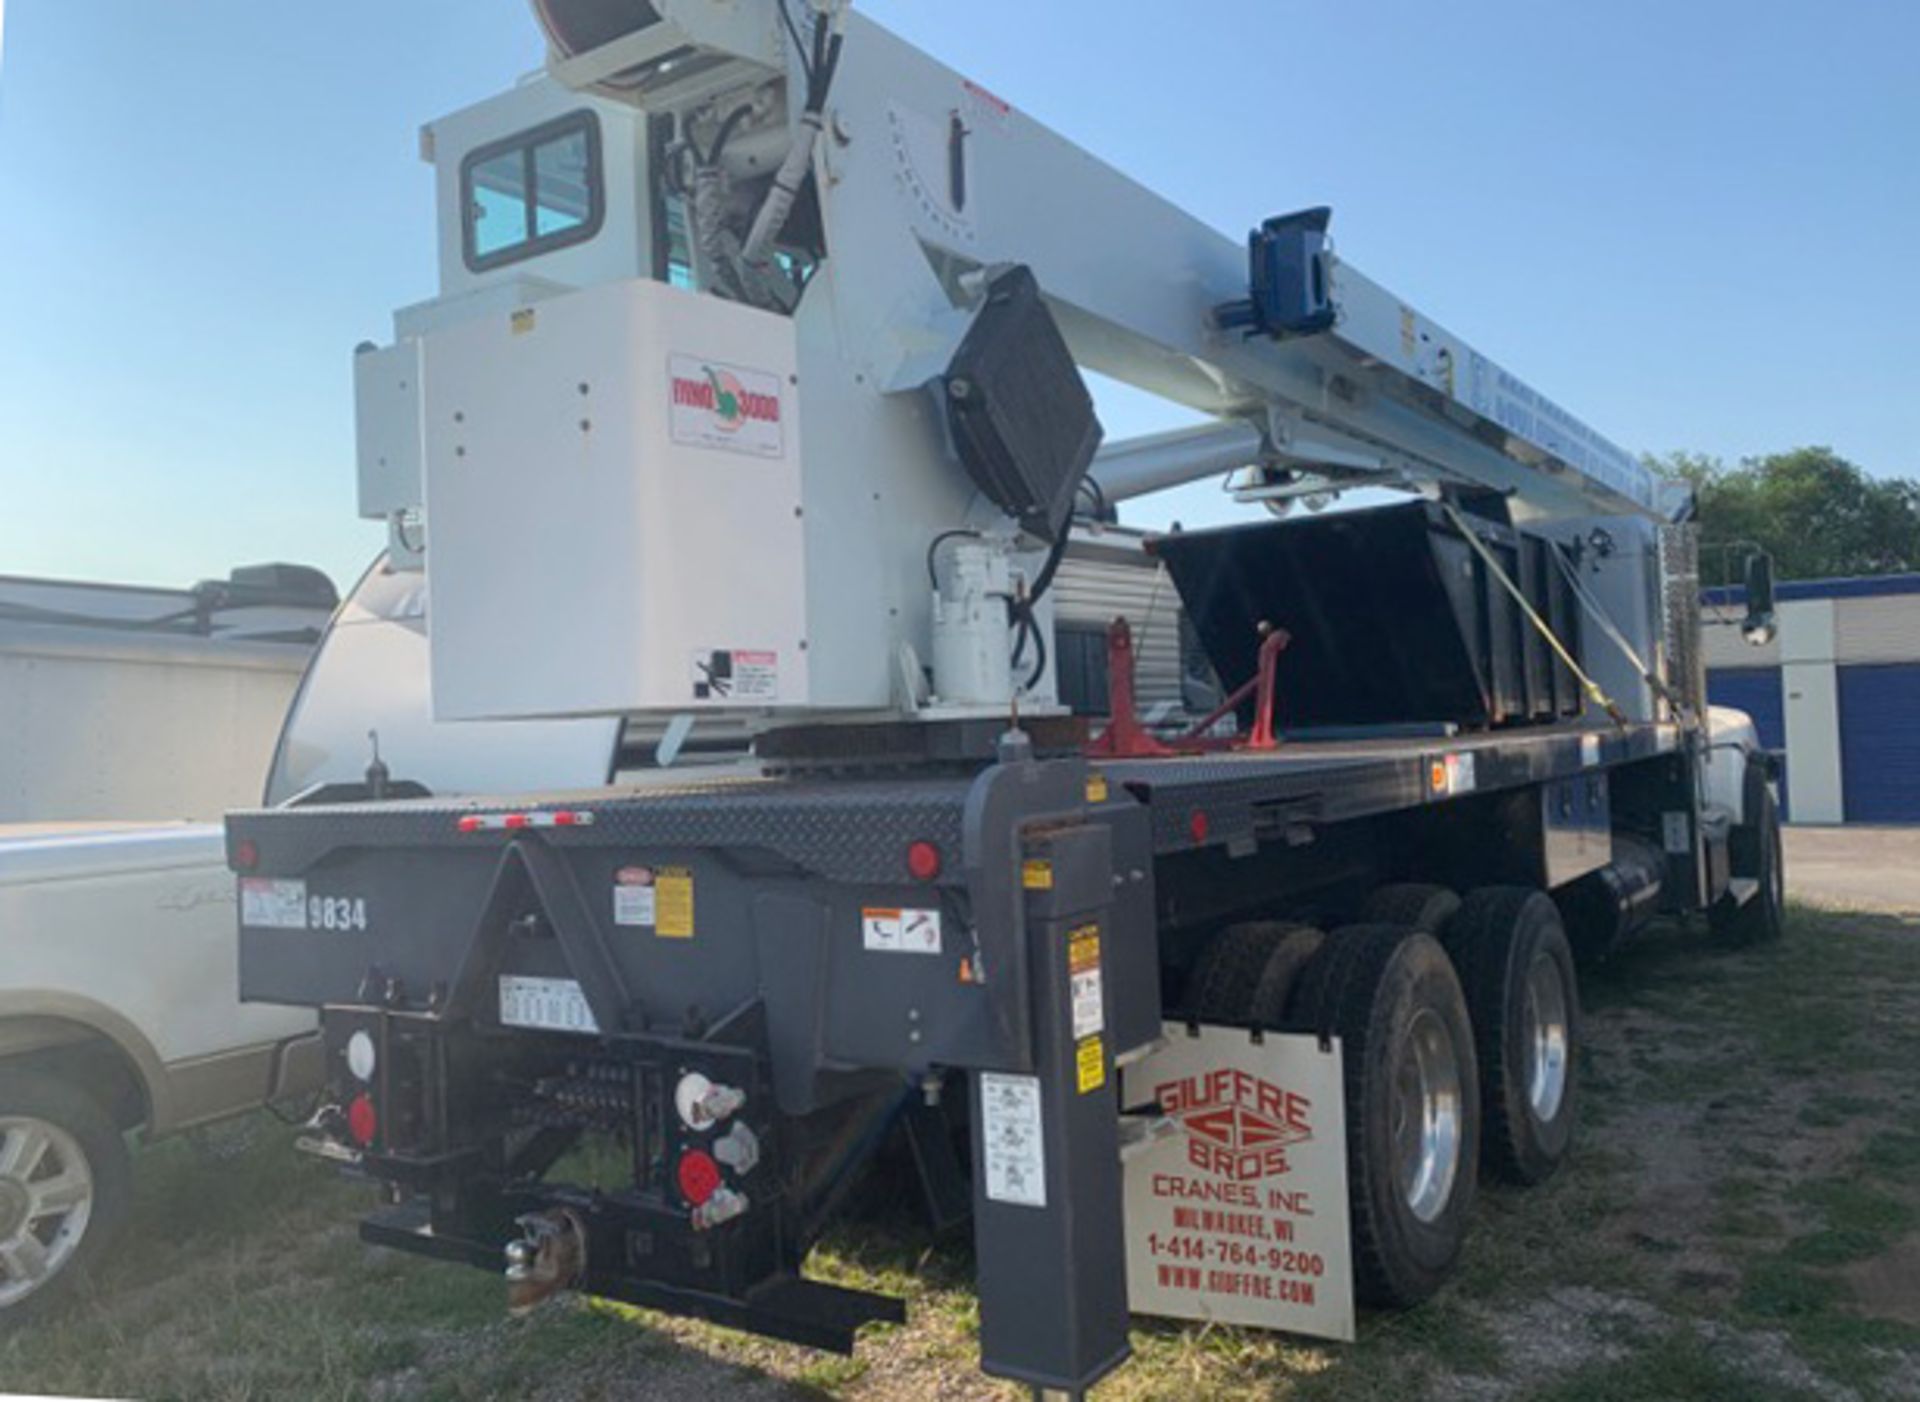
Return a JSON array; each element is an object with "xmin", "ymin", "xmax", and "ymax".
[{"xmin": 1, "ymin": 1, "xmax": 1914, "ymax": 591}]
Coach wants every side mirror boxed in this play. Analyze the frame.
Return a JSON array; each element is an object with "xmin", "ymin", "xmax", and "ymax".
[{"xmin": 1742, "ymin": 553, "xmax": 1778, "ymax": 646}]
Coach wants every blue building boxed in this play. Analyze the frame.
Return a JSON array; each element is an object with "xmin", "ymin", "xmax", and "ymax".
[{"xmin": 1704, "ymin": 574, "xmax": 1920, "ymax": 824}]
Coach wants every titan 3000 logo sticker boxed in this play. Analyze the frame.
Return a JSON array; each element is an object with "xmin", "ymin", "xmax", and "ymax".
[{"xmin": 668, "ymin": 353, "xmax": 784, "ymax": 458}]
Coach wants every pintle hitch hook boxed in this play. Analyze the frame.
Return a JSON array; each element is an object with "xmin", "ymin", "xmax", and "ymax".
[{"xmin": 504, "ymin": 1208, "xmax": 587, "ymax": 1315}]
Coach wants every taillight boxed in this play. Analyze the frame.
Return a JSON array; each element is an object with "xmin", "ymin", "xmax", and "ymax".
[
  {"xmin": 677, "ymin": 1149, "xmax": 722, "ymax": 1207},
  {"xmin": 906, "ymin": 840, "xmax": 942, "ymax": 882},
  {"xmin": 346, "ymin": 1093, "xmax": 378, "ymax": 1147},
  {"xmin": 233, "ymin": 838, "xmax": 260, "ymax": 871},
  {"xmin": 457, "ymin": 810, "xmax": 597, "ymax": 833}
]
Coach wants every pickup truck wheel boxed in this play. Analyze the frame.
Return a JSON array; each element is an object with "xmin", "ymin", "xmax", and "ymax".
[
  {"xmin": 0, "ymin": 1072, "xmax": 131, "ymax": 1326},
  {"xmin": 1287, "ymin": 925, "xmax": 1479, "ymax": 1307},
  {"xmin": 1447, "ymin": 888, "xmax": 1580, "ymax": 1185},
  {"xmin": 1710, "ymin": 773, "xmax": 1785, "ymax": 947}
]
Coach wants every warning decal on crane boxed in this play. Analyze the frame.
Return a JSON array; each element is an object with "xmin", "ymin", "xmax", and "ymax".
[
  {"xmin": 1122, "ymin": 1025, "xmax": 1354, "ymax": 1341},
  {"xmin": 692, "ymin": 649, "xmax": 779, "ymax": 701}
]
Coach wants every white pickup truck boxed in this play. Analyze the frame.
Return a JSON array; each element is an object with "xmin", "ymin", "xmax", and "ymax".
[
  {"xmin": 0, "ymin": 825, "xmax": 322, "ymax": 1321},
  {"xmin": 0, "ymin": 566, "xmax": 336, "ymax": 1323}
]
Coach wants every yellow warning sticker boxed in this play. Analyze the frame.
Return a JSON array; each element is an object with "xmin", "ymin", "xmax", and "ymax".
[
  {"xmin": 1068, "ymin": 924, "xmax": 1101, "ymax": 974},
  {"xmin": 1076, "ymin": 1036, "xmax": 1106, "ymax": 1094},
  {"xmin": 655, "ymin": 866, "xmax": 694, "ymax": 938},
  {"xmin": 1021, "ymin": 859, "xmax": 1054, "ymax": 890},
  {"xmin": 510, "ymin": 308, "xmax": 537, "ymax": 335},
  {"xmin": 1085, "ymin": 774, "xmax": 1109, "ymax": 804}
]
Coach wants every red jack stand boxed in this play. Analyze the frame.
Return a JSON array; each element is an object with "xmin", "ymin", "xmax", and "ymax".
[
  {"xmin": 1245, "ymin": 624, "xmax": 1291, "ymax": 751},
  {"xmin": 1086, "ymin": 618, "xmax": 1174, "ymax": 758},
  {"xmin": 1087, "ymin": 618, "xmax": 1290, "ymax": 759}
]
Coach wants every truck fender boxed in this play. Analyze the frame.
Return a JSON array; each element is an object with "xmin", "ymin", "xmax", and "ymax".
[
  {"xmin": 0, "ymin": 994, "xmax": 175, "ymax": 1135},
  {"xmin": 1702, "ymin": 706, "xmax": 1767, "ymax": 826}
]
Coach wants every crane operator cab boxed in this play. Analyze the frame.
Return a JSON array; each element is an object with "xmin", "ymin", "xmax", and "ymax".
[{"xmin": 353, "ymin": 0, "xmax": 1110, "ymax": 738}]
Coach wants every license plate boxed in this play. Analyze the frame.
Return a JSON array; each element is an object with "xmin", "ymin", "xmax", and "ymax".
[{"xmin": 498, "ymin": 975, "xmax": 600, "ymax": 1034}]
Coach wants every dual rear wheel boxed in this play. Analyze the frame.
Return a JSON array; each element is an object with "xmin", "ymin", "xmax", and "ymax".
[{"xmin": 1185, "ymin": 882, "xmax": 1581, "ymax": 1306}]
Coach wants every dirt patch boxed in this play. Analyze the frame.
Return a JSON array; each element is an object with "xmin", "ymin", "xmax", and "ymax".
[{"xmin": 1845, "ymin": 1233, "xmax": 1920, "ymax": 1328}]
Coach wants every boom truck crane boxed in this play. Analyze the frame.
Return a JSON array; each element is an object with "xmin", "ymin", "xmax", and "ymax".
[{"xmin": 231, "ymin": 1, "xmax": 1785, "ymax": 1393}]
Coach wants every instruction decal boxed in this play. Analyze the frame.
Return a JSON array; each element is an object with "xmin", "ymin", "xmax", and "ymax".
[
  {"xmin": 499, "ymin": 975, "xmax": 599, "ymax": 1034},
  {"xmin": 692, "ymin": 649, "xmax": 779, "ymax": 702},
  {"xmin": 668, "ymin": 354, "xmax": 785, "ymax": 458},
  {"xmin": 1123, "ymin": 1025, "xmax": 1355, "ymax": 1341},
  {"xmin": 862, "ymin": 907, "xmax": 943, "ymax": 955},
  {"xmin": 979, "ymin": 1072, "xmax": 1046, "ymax": 1208},
  {"xmin": 1662, "ymin": 810, "xmax": 1691, "ymax": 855},
  {"xmin": 613, "ymin": 866, "xmax": 656, "ymax": 928},
  {"xmin": 240, "ymin": 878, "xmax": 307, "ymax": 930}
]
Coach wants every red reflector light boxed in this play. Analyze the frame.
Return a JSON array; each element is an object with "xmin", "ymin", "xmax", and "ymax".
[
  {"xmin": 677, "ymin": 1149, "xmax": 722, "ymax": 1207},
  {"xmin": 233, "ymin": 838, "xmax": 259, "ymax": 871},
  {"xmin": 554, "ymin": 811, "xmax": 578, "ymax": 827},
  {"xmin": 906, "ymin": 840, "xmax": 942, "ymax": 882},
  {"xmin": 503, "ymin": 813, "xmax": 530, "ymax": 830},
  {"xmin": 1189, "ymin": 809, "xmax": 1210, "ymax": 844},
  {"xmin": 457, "ymin": 815, "xmax": 484, "ymax": 833},
  {"xmin": 346, "ymin": 1093, "xmax": 378, "ymax": 1147}
]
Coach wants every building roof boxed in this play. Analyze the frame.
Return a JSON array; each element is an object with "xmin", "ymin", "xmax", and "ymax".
[{"xmin": 1701, "ymin": 572, "xmax": 1920, "ymax": 608}]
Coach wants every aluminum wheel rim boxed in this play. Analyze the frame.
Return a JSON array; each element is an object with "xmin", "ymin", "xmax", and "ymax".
[
  {"xmin": 1391, "ymin": 1007, "xmax": 1463, "ymax": 1224},
  {"xmin": 0, "ymin": 1116, "xmax": 95, "ymax": 1309},
  {"xmin": 1523, "ymin": 951, "xmax": 1571, "ymax": 1123}
]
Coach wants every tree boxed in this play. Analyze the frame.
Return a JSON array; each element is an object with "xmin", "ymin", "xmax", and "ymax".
[{"xmin": 1648, "ymin": 447, "xmax": 1920, "ymax": 584}]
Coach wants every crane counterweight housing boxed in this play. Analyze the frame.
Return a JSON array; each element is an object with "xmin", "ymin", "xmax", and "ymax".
[{"xmin": 425, "ymin": 278, "xmax": 810, "ymax": 719}]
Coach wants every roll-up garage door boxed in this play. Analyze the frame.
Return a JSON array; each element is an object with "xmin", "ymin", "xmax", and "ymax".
[
  {"xmin": 1708, "ymin": 667, "xmax": 1788, "ymax": 818},
  {"xmin": 1838, "ymin": 663, "xmax": 1920, "ymax": 823}
]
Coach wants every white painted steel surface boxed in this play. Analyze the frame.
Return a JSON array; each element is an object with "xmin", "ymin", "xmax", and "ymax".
[{"xmin": 423, "ymin": 278, "xmax": 809, "ymax": 720}]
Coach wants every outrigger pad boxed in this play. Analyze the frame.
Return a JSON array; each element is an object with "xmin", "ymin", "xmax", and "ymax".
[
  {"xmin": 944, "ymin": 264, "xmax": 1104, "ymax": 540},
  {"xmin": 1151, "ymin": 499, "xmax": 1582, "ymax": 732}
]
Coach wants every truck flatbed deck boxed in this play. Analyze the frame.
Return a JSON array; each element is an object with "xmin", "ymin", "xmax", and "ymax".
[{"xmin": 237, "ymin": 716, "xmax": 1677, "ymax": 869}]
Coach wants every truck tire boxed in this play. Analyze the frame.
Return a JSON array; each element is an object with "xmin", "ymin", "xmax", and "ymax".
[
  {"xmin": 1710, "ymin": 769, "xmax": 1785, "ymax": 947},
  {"xmin": 0, "ymin": 1071, "xmax": 132, "ymax": 1328},
  {"xmin": 1245, "ymin": 927, "xmax": 1326, "ymax": 1028},
  {"xmin": 1446, "ymin": 888, "xmax": 1579, "ymax": 1186},
  {"xmin": 1287, "ymin": 924, "xmax": 1478, "ymax": 1307},
  {"xmin": 1185, "ymin": 921, "xmax": 1295, "ymax": 1022},
  {"xmin": 1360, "ymin": 883, "xmax": 1461, "ymax": 935}
]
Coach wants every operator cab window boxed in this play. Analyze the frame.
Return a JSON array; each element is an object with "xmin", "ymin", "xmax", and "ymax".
[{"xmin": 461, "ymin": 111, "xmax": 604, "ymax": 272}]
